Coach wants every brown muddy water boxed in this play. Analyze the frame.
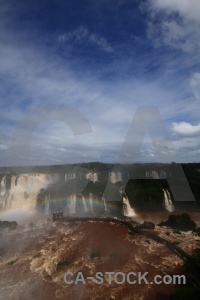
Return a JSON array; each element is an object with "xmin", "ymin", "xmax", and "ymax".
[{"xmin": 0, "ymin": 212, "xmax": 200, "ymax": 300}]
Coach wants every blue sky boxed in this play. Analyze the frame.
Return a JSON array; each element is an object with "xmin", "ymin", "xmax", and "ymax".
[{"xmin": 0, "ymin": 0, "xmax": 200, "ymax": 166}]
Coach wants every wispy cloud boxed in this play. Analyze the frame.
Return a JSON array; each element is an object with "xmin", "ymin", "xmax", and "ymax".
[
  {"xmin": 146, "ymin": 0, "xmax": 200, "ymax": 53},
  {"xmin": 58, "ymin": 26, "xmax": 113, "ymax": 53},
  {"xmin": 190, "ymin": 72, "xmax": 200, "ymax": 101},
  {"xmin": 0, "ymin": 144, "xmax": 8, "ymax": 151},
  {"xmin": 147, "ymin": 19, "xmax": 200, "ymax": 53},
  {"xmin": 149, "ymin": 0, "xmax": 200, "ymax": 23},
  {"xmin": 0, "ymin": 1, "xmax": 199, "ymax": 165}
]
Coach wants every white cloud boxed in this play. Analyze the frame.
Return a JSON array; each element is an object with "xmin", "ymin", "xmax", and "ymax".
[
  {"xmin": 0, "ymin": 2, "xmax": 200, "ymax": 164},
  {"xmin": 89, "ymin": 33, "xmax": 113, "ymax": 53},
  {"xmin": 58, "ymin": 26, "xmax": 89, "ymax": 43},
  {"xmin": 172, "ymin": 135, "xmax": 200, "ymax": 159},
  {"xmin": 189, "ymin": 149, "xmax": 200, "ymax": 155},
  {"xmin": 147, "ymin": 0, "xmax": 200, "ymax": 52},
  {"xmin": 151, "ymin": 0, "xmax": 200, "ymax": 23},
  {"xmin": 58, "ymin": 26, "xmax": 113, "ymax": 53},
  {"xmin": 58, "ymin": 147, "xmax": 67, "ymax": 152},
  {"xmin": 172, "ymin": 122, "xmax": 200, "ymax": 137},
  {"xmin": 147, "ymin": 19, "xmax": 199, "ymax": 52},
  {"xmin": 0, "ymin": 144, "xmax": 8, "ymax": 150},
  {"xmin": 190, "ymin": 72, "xmax": 200, "ymax": 100}
]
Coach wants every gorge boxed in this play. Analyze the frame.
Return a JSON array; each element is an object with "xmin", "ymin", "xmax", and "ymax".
[{"xmin": 0, "ymin": 162, "xmax": 200, "ymax": 223}]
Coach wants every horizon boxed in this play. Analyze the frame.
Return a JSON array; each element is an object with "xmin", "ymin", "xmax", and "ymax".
[{"xmin": 0, "ymin": 160, "xmax": 200, "ymax": 171}]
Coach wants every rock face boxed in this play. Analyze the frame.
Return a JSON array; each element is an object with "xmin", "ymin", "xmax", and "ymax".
[
  {"xmin": 0, "ymin": 173, "xmax": 59, "ymax": 211},
  {"xmin": 0, "ymin": 220, "xmax": 18, "ymax": 230},
  {"xmin": 138, "ymin": 221, "xmax": 155, "ymax": 230},
  {"xmin": 158, "ymin": 213, "xmax": 196, "ymax": 231},
  {"xmin": 145, "ymin": 170, "xmax": 166, "ymax": 179},
  {"xmin": 1, "ymin": 163, "xmax": 199, "ymax": 217},
  {"xmin": 0, "ymin": 171, "xmax": 123, "ymax": 212}
]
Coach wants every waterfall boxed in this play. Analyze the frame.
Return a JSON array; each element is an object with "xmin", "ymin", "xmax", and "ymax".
[
  {"xmin": 0, "ymin": 176, "xmax": 6, "ymax": 192},
  {"xmin": 93, "ymin": 173, "xmax": 98, "ymax": 182},
  {"xmin": 0, "ymin": 173, "xmax": 64, "ymax": 213},
  {"xmin": 119, "ymin": 184, "xmax": 143, "ymax": 223},
  {"xmin": 89, "ymin": 193, "xmax": 95, "ymax": 215},
  {"xmin": 146, "ymin": 171, "xmax": 159, "ymax": 179},
  {"xmin": 163, "ymin": 189, "xmax": 175, "ymax": 212},
  {"xmin": 64, "ymin": 194, "xmax": 89, "ymax": 217},
  {"xmin": 123, "ymin": 194, "xmax": 143, "ymax": 224},
  {"xmin": 7, "ymin": 193, "xmax": 14, "ymax": 209},
  {"xmin": 82, "ymin": 195, "xmax": 88, "ymax": 213},
  {"xmin": 86, "ymin": 172, "xmax": 98, "ymax": 182},
  {"xmin": 45, "ymin": 194, "xmax": 50, "ymax": 215},
  {"xmin": 109, "ymin": 172, "xmax": 122, "ymax": 184},
  {"xmin": 0, "ymin": 176, "xmax": 7, "ymax": 210},
  {"xmin": 123, "ymin": 196, "xmax": 137, "ymax": 217},
  {"xmin": 69, "ymin": 193, "xmax": 76, "ymax": 215},
  {"xmin": 119, "ymin": 185, "xmax": 137, "ymax": 218},
  {"xmin": 102, "ymin": 196, "xmax": 108, "ymax": 215},
  {"xmin": 64, "ymin": 193, "xmax": 76, "ymax": 216}
]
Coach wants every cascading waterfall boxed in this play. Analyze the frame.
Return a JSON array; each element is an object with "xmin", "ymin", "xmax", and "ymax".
[
  {"xmin": 109, "ymin": 172, "xmax": 122, "ymax": 184},
  {"xmin": 7, "ymin": 193, "xmax": 14, "ymax": 209},
  {"xmin": 0, "ymin": 173, "xmax": 60, "ymax": 212},
  {"xmin": 163, "ymin": 189, "xmax": 175, "ymax": 212},
  {"xmin": 89, "ymin": 193, "xmax": 95, "ymax": 215},
  {"xmin": 0, "ymin": 176, "xmax": 6, "ymax": 192},
  {"xmin": 81, "ymin": 195, "xmax": 88, "ymax": 213},
  {"xmin": 123, "ymin": 195, "xmax": 137, "ymax": 217},
  {"xmin": 0, "ymin": 176, "xmax": 7, "ymax": 210},
  {"xmin": 45, "ymin": 194, "xmax": 50, "ymax": 215},
  {"xmin": 1, "ymin": 171, "xmax": 177, "ymax": 219},
  {"xmin": 119, "ymin": 186, "xmax": 137, "ymax": 218},
  {"xmin": 86, "ymin": 172, "xmax": 98, "ymax": 182},
  {"xmin": 68, "ymin": 193, "xmax": 76, "ymax": 215},
  {"xmin": 102, "ymin": 196, "xmax": 108, "ymax": 215},
  {"xmin": 64, "ymin": 194, "xmax": 89, "ymax": 216},
  {"xmin": 119, "ymin": 185, "xmax": 143, "ymax": 223},
  {"xmin": 123, "ymin": 194, "xmax": 143, "ymax": 224}
]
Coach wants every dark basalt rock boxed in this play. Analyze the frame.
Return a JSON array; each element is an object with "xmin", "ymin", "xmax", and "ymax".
[
  {"xmin": 158, "ymin": 213, "xmax": 196, "ymax": 231},
  {"xmin": 0, "ymin": 220, "xmax": 18, "ymax": 229},
  {"xmin": 137, "ymin": 221, "xmax": 155, "ymax": 230}
]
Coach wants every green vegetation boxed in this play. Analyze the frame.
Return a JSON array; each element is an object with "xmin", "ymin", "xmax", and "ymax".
[
  {"xmin": 0, "ymin": 247, "xmax": 5, "ymax": 256},
  {"xmin": 2, "ymin": 162, "xmax": 200, "ymax": 215},
  {"xmin": 8, "ymin": 260, "xmax": 17, "ymax": 265},
  {"xmin": 170, "ymin": 249, "xmax": 200, "ymax": 299},
  {"xmin": 56, "ymin": 260, "xmax": 70, "ymax": 269},
  {"xmin": 125, "ymin": 179, "xmax": 167, "ymax": 211},
  {"xmin": 144, "ymin": 240, "xmax": 150, "ymax": 245},
  {"xmin": 185, "ymin": 249, "xmax": 200, "ymax": 277},
  {"xmin": 109, "ymin": 252, "xmax": 117, "ymax": 258},
  {"xmin": 158, "ymin": 214, "xmax": 196, "ymax": 231},
  {"xmin": 45, "ymin": 274, "xmax": 52, "ymax": 281},
  {"xmin": 193, "ymin": 227, "xmax": 200, "ymax": 237},
  {"xmin": 173, "ymin": 229, "xmax": 181, "ymax": 235},
  {"xmin": 0, "ymin": 220, "xmax": 18, "ymax": 230},
  {"xmin": 172, "ymin": 241, "xmax": 180, "ymax": 246},
  {"xmin": 90, "ymin": 251, "xmax": 101, "ymax": 259},
  {"xmin": 170, "ymin": 285, "xmax": 200, "ymax": 300},
  {"xmin": 128, "ymin": 230, "xmax": 135, "ymax": 236}
]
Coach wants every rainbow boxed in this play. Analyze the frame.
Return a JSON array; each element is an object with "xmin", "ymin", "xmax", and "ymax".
[{"xmin": 0, "ymin": 196, "xmax": 123, "ymax": 222}]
